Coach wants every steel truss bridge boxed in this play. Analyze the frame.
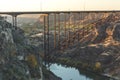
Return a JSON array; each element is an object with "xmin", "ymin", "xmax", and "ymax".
[{"xmin": 0, "ymin": 10, "xmax": 120, "ymax": 58}]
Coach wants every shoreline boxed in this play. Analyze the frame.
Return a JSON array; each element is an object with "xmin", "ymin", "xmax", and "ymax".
[{"xmin": 45, "ymin": 57, "xmax": 119, "ymax": 80}]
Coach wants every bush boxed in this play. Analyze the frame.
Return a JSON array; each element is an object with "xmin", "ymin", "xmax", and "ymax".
[
  {"xmin": 94, "ymin": 62, "xmax": 102, "ymax": 72},
  {"xmin": 26, "ymin": 54, "xmax": 38, "ymax": 68}
]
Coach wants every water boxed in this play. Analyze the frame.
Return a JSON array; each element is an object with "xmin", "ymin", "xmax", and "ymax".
[{"xmin": 49, "ymin": 63, "xmax": 109, "ymax": 80}]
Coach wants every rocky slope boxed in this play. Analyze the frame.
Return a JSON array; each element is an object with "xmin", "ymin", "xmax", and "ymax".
[
  {"xmin": 0, "ymin": 16, "xmax": 42, "ymax": 80},
  {"xmin": 0, "ymin": 16, "xmax": 62, "ymax": 80},
  {"xmin": 24, "ymin": 13, "xmax": 120, "ymax": 80},
  {"xmin": 50, "ymin": 13, "xmax": 120, "ymax": 80}
]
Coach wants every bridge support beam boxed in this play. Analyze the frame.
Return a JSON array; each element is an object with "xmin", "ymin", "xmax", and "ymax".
[
  {"xmin": 54, "ymin": 14, "xmax": 56, "ymax": 49},
  {"xmin": 64, "ymin": 13, "xmax": 67, "ymax": 48},
  {"xmin": 12, "ymin": 14, "xmax": 18, "ymax": 29},
  {"xmin": 82, "ymin": 13, "xmax": 85, "ymax": 37},
  {"xmin": 43, "ymin": 14, "xmax": 50, "ymax": 62},
  {"xmin": 47, "ymin": 14, "xmax": 50, "ymax": 56},
  {"xmin": 58, "ymin": 13, "xmax": 61, "ymax": 50},
  {"xmin": 44, "ymin": 15, "xmax": 47, "ymax": 60},
  {"xmin": 68, "ymin": 13, "xmax": 71, "ymax": 47},
  {"xmin": 78, "ymin": 13, "xmax": 80, "ymax": 41}
]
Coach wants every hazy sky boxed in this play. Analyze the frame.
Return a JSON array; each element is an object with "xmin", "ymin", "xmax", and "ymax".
[{"xmin": 0, "ymin": 0, "xmax": 120, "ymax": 11}]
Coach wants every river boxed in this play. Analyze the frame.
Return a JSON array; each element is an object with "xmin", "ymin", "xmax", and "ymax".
[{"xmin": 48, "ymin": 63, "xmax": 110, "ymax": 80}]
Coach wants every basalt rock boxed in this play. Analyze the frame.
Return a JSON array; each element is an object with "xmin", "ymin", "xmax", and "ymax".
[
  {"xmin": 0, "ymin": 16, "xmax": 42, "ymax": 80},
  {"xmin": 113, "ymin": 22, "xmax": 120, "ymax": 41}
]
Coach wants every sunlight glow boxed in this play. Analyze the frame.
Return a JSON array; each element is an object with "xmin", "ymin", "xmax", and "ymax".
[{"xmin": 0, "ymin": 0, "xmax": 120, "ymax": 11}]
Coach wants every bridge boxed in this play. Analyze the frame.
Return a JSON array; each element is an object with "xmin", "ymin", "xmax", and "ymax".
[
  {"xmin": 0, "ymin": 10, "xmax": 120, "ymax": 26},
  {"xmin": 0, "ymin": 10, "xmax": 120, "ymax": 59}
]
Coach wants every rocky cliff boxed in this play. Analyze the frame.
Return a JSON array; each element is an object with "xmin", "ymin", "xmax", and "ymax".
[
  {"xmin": 0, "ymin": 16, "xmax": 42, "ymax": 80},
  {"xmin": 50, "ymin": 13, "xmax": 120, "ymax": 80},
  {"xmin": 0, "ymin": 16, "xmax": 62, "ymax": 80}
]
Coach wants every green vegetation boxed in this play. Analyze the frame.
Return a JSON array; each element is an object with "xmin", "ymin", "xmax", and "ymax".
[
  {"xmin": 20, "ymin": 23, "xmax": 43, "ymax": 35},
  {"xmin": 94, "ymin": 62, "xmax": 102, "ymax": 72},
  {"xmin": 26, "ymin": 54, "xmax": 38, "ymax": 68}
]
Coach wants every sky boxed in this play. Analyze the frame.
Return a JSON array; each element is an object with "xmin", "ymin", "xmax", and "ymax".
[{"xmin": 0, "ymin": 0, "xmax": 120, "ymax": 11}]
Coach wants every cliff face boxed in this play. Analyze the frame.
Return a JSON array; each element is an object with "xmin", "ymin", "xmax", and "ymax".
[
  {"xmin": 113, "ymin": 23, "xmax": 120, "ymax": 41},
  {"xmin": 0, "ymin": 16, "xmax": 62, "ymax": 80},
  {"xmin": 83, "ymin": 14, "xmax": 120, "ymax": 79},
  {"xmin": 50, "ymin": 13, "xmax": 120, "ymax": 79},
  {"xmin": 0, "ymin": 17, "xmax": 42, "ymax": 80}
]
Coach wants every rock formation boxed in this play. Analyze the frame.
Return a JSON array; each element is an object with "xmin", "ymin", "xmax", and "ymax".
[{"xmin": 0, "ymin": 16, "xmax": 42, "ymax": 80}]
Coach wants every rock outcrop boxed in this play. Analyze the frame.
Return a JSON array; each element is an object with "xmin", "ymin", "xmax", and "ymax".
[
  {"xmin": 0, "ymin": 16, "xmax": 42, "ymax": 80},
  {"xmin": 0, "ymin": 16, "xmax": 62, "ymax": 80},
  {"xmin": 49, "ymin": 13, "xmax": 120, "ymax": 79},
  {"xmin": 113, "ymin": 22, "xmax": 120, "ymax": 41}
]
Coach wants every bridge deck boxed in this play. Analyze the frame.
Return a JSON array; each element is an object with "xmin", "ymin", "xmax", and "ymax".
[{"xmin": 0, "ymin": 10, "xmax": 120, "ymax": 15}]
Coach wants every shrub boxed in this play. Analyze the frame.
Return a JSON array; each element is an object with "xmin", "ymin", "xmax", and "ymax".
[
  {"xmin": 26, "ymin": 54, "xmax": 38, "ymax": 68},
  {"xmin": 94, "ymin": 62, "xmax": 102, "ymax": 72}
]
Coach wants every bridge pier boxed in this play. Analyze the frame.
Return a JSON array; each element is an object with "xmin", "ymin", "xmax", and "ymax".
[
  {"xmin": 82, "ymin": 13, "xmax": 85, "ymax": 37},
  {"xmin": 47, "ymin": 14, "xmax": 50, "ymax": 56},
  {"xmin": 12, "ymin": 14, "xmax": 18, "ymax": 29},
  {"xmin": 54, "ymin": 13, "xmax": 57, "ymax": 49},
  {"xmin": 58, "ymin": 13, "xmax": 61, "ymax": 50},
  {"xmin": 43, "ymin": 15, "xmax": 47, "ymax": 60},
  {"xmin": 68, "ymin": 13, "xmax": 71, "ymax": 47},
  {"xmin": 43, "ymin": 14, "xmax": 50, "ymax": 62},
  {"xmin": 78, "ymin": 13, "xmax": 81, "ymax": 41},
  {"xmin": 64, "ymin": 13, "xmax": 67, "ymax": 48}
]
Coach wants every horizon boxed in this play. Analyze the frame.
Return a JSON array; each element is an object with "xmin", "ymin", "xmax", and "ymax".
[{"xmin": 0, "ymin": 0, "xmax": 120, "ymax": 11}]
